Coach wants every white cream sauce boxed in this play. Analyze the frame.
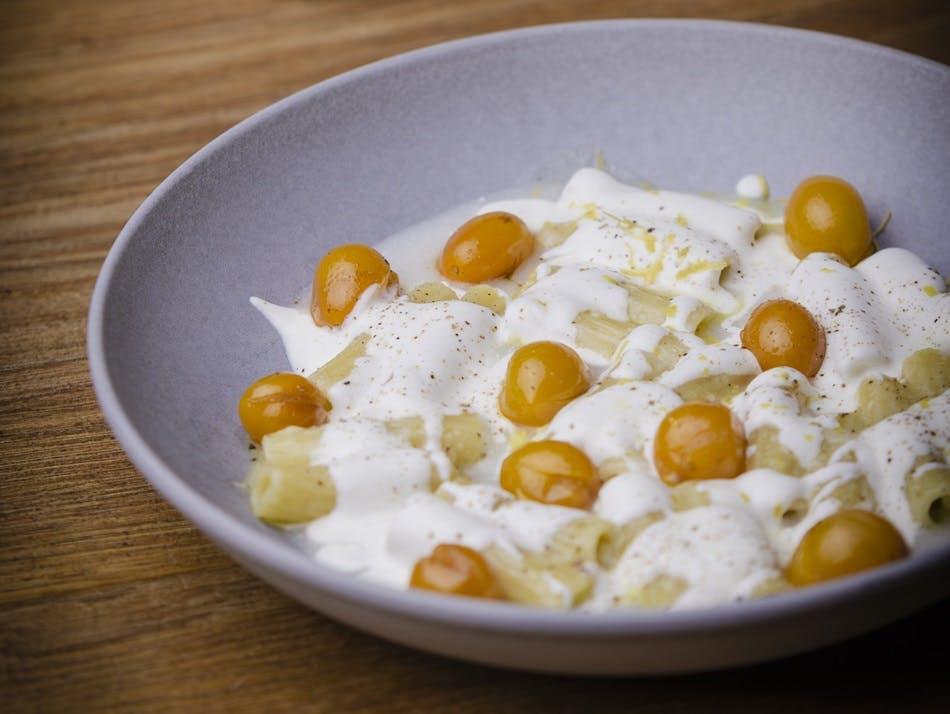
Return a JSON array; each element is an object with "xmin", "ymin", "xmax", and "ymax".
[
  {"xmin": 251, "ymin": 168, "xmax": 949, "ymax": 610},
  {"xmin": 600, "ymin": 505, "xmax": 782, "ymax": 610}
]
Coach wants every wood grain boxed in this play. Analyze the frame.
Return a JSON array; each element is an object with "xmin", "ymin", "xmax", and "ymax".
[{"xmin": 1, "ymin": 1, "xmax": 948, "ymax": 711}]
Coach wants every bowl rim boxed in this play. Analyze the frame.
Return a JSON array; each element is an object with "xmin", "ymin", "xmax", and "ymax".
[{"xmin": 87, "ymin": 17, "xmax": 950, "ymax": 637}]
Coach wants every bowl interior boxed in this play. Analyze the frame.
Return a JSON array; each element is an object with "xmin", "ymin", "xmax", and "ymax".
[{"xmin": 90, "ymin": 19, "xmax": 950, "ymax": 635}]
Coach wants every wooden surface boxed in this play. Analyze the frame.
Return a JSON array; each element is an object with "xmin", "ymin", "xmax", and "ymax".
[{"xmin": 2, "ymin": 1, "xmax": 948, "ymax": 711}]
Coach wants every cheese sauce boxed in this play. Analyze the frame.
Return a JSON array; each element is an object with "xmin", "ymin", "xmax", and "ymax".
[{"xmin": 249, "ymin": 168, "xmax": 949, "ymax": 610}]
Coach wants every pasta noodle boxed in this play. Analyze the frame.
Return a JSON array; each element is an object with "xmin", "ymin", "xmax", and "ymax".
[
  {"xmin": 823, "ymin": 475, "xmax": 876, "ymax": 511},
  {"xmin": 249, "ymin": 460, "xmax": 336, "ymax": 525},
  {"xmin": 440, "ymin": 413, "xmax": 489, "ymax": 469},
  {"xmin": 669, "ymin": 482, "xmax": 712, "ymax": 511},
  {"xmin": 674, "ymin": 373, "xmax": 754, "ymax": 404},
  {"xmin": 646, "ymin": 334, "xmax": 689, "ymax": 375},
  {"xmin": 408, "ymin": 281, "xmax": 456, "ymax": 303},
  {"xmin": 384, "ymin": 413, "xmax": 488, "ymax": 471},
  {"xmin": 748, "ymin": 425, "xmax": 806, "ymax": 476},
  {"xmin": 597, "ymin": 512, "xmax": 665, "ymax": 569},
  {"xmin": 574, "ymin": 311, "xmax": 630, "ymax": 358},
  {"xmin": 485, "ymin": 516, "xmax": 614, "ymax": 608},
  {"xmin": 905, "ymin": 462, "xmax": 950, "ymax": 528},
  {"xmin": 261, "ymin": 424, "xmax": 323, "ymax": 466},
  {"xmin": 624, "ymin": 574, "xmax": 689, "ymax": 609},
  {"xmin": 623, "ymin": 283, "xmax": 671, "ymax": 326},
  {"xmin": 311, "ymin": 332, "xmax": 370, "ymax": 392},
  {"xmin": 901, "ymin": 348, "xmax": 950, "ymax": 401},
  {"xmin": 461, "ymin": 285, "xmax": 507, "ymax": 314},
  {"xmin": 536, "ymin": 220, "xmax": 578, "ymax": 249},
  {"xmin": 841, "ymin": 348, "xmax": 950, "ymax": 432},
  {"xmin": 483, "ymin": 545, "xmax": 592, "ymax": 608}
]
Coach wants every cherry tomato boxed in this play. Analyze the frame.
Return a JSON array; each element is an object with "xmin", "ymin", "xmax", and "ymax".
[
  {"xmin": 437, "ymin": 211, "xmax": 534, "ymax": 283},
  {"xmin": 499, "ymin": 341, "xmax": 589, "ymax": 426},
  {"xmin": 500, "ymin": 440, "xmax": 601, "ymax": 509},
  {"xmin": 410, "ymin": 544, "xmax": 502, "ymax": 599},
  {"xmin": 653, "ymin": 402, "xmax": 746, "ymax": 485},
  {"xmin": 238, "ymin": 373, "xmax": 331, "ymax": 442},
  {"xmin": 784, "ymin": 175, "xmax": 872, "ymax": 266},
  {"xmin": 741, "ymin": 299, "xmax": 826, "ymax": 377},
  {"xmin": 787, "ymin": 509, "xmax": 908, "ymax": 586},
  {"xmin": 311, "ymin": 243, "xmax": 398, "ymax": 326}
]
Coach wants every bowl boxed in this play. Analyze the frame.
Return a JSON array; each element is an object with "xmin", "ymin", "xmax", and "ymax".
[{"xmin": 88, "ymin": 19, "xmax": 950, "ymax": 675}]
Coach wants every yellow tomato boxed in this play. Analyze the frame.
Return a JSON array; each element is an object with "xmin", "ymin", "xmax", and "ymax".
[
  {"xmin": 499, "ymin": 341, "xmax": 589, "ymax": 426},
  {"xmin": 741, "ymin": 299, "xmax": 826, "ymax": 377},
  {"xmin": 310, "ymin": 244, "xmax": 398, "ymax": 327},
  {"xmin": 787, "ymin": 509, "xmax": 908, "ymax": 586},
  {"xmin": 653, "ymin": 402, "xmax": 746, "ymax": 485},
  {"xmin": 437, "ymin": 211, "xmax": 534, "ymax": 283},
  {"xmin": 410, "ymin": 544, "xmax": 503, "ymax": 599},
  {"xmin": 238, "ymin": 373, "xmax": 330, "ymax": 442},
  {"xmin": 784, "ymin": 175, "xmax": 872, "ymax": 266},
  {"xmin": 500, "ymin": 440, "xmax": 600, "ymax": 509}
]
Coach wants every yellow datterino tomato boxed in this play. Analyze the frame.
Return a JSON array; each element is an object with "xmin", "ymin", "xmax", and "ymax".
[
  {"xmin": 499, "ymin": 341, "xmax": 589, "ymax": 427},
  {"xmin": 653, "ymin": 402, "xmax": 747, "ymax": 486},
  {"xmin": 786, "ymin": 509, "xmax": 908, "ymax": 586},
  {"xmin": 310, "ymin": 243, "xmax": 398, "ymax": 327},
  {"xmin": 410, "ymin": 544, "xmax": 503, "ymax": 600},
  {"xmin": 238, "ymin": 373, "xmax": 331, "ymax": 443},
  {"xmin": 437, "ymin": 211, "xmax": 534, "ymax": 283},
  {"xmin": 784, "ymin": 175, "xmax": 873, "ymax": 266},
  {"xmin": 501, "ymin": 440, "xmax": 601, "ymax": 510},
  {"xmin": 741, "ymin": 299, "xmax": 826, "ymax": 377}
]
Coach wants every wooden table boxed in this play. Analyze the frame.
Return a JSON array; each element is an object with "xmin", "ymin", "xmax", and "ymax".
[{"xmin": 2, "ymin": 1, "xmax": 948, "ymax": 710}]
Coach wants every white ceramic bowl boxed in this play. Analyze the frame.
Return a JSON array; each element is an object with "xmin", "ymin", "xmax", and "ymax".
[{"xmin": 88, "ymin": 20, "xmax": 950, "ymax": 675}]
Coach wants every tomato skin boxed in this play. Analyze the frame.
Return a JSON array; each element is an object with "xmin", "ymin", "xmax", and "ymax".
[
  {"xmin": 784, "ymin": 176, "xmax": 872, "ymax": 266},
  {"xmin": 437, "ymin": 211, "xmax": 534, "ymax": 283},
  {"xmin": 238, "ymin": 373, "xmax": 330, "ymax": 442},
  {"xmin": 653, "ymin": 402, "xmax": 746, "ymax": 486},
  {"xmin": 311, "ymin": 244, "xmax": 397, "ymax": 327},
  {"xmin": 499, "ymin": 341, "xmax": 589, "ymax": 427},
  {"xmin": 410, "ymin": 544, "xmax": 503, "ymax": 599},
  {"xmin": 741, "ymin": 299, "xmax": 826, "ymax": 377},
  {"xmin": 787, "ymin": 510, "xmax": 908, "ymax": 586},
  {"xmin": 501, "ymin": 440, "xmax": 601, "ymax": 509}
]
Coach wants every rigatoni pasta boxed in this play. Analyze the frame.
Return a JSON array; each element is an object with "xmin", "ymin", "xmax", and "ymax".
[
  {"xmin": 906, "ymin": 463, "xmax": 950, "ymax": 527},
  {"xmin": 242, "ymin": 167, "xmax": 950, "ymax": 611}
]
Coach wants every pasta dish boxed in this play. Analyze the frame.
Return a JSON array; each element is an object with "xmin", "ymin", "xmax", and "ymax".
[{"xmin": 238, "ymin": 168, "xmax": 949, "ymax": 610}]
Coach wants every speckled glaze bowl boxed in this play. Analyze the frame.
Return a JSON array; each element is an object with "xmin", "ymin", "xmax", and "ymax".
[{"xmin": 88, "ymin": 20, "xmax": 950, "ymax": 675}]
